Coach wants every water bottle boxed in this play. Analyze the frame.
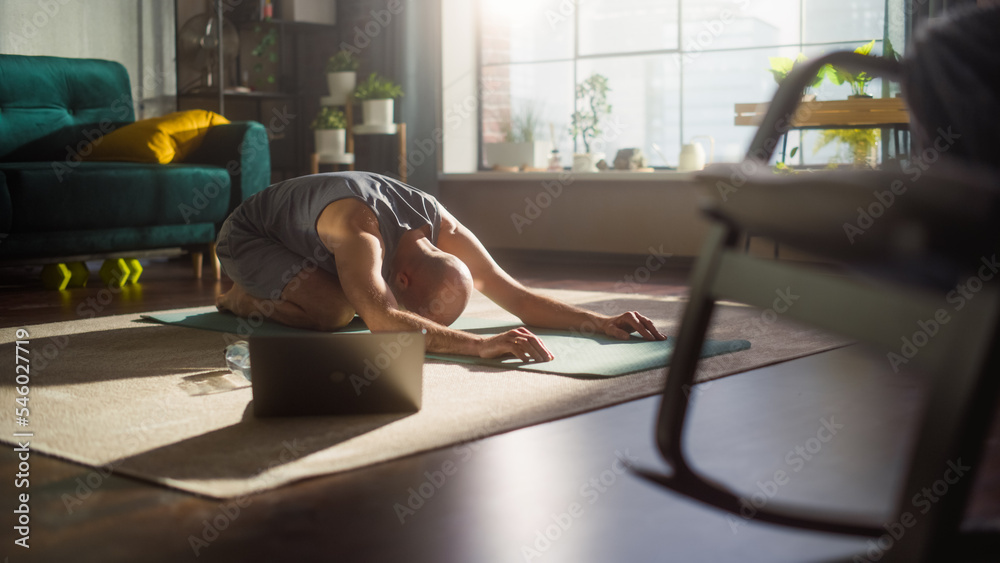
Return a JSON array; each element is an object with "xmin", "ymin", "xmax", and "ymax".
[{"xmin": 225, "ymin": 340, "xmax": 252, "ymax": 381}]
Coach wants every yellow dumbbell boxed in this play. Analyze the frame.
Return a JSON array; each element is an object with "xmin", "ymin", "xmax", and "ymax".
[
  {"xmin": 40, "ymin": 263, "xmax": 72, "ymax": 290},
  {"xmin": 99, "ymin": 258, "xmax": 131, "ymax": 288},
  {"xmin": 66, "ymin": 261, "xmax": 89, "ymax": 287},
  {"xmin": 125, "ymin": 258, "xmax": 143, "ymax": 284}
]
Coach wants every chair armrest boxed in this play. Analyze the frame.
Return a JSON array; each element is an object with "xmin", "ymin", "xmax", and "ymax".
[
  {"xmin": 184, "ymin": 121, "xmax": 271, "ymax": 213},
  {"xmin": 747, "ymin": 51, "xmax": 902, "ymax": 162}
]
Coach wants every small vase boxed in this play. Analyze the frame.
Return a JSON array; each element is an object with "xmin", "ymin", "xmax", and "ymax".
[{"xmin": 362, "ymin": 99, "xmax": 394, "ymax": 125}]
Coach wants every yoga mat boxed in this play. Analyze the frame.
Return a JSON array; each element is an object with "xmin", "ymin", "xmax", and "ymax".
[
  {"xmin": 141, "ymin": 308, "xmax": 751, "ymax": 377},
  {"xmin": 0, "ymin": 289, "xmax": 851, "ymax": 498}
]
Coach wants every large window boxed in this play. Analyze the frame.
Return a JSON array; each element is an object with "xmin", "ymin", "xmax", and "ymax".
[{"xmin": 479, "ymin": 0, "xmax": 887, "ymax": 168}]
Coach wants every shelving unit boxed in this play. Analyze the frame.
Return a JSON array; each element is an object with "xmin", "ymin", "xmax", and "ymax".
[
  {"xmin": 310, "ymin": 101, "xmax": 408, "ymax": 183},
  {"xmin": 175, "ymin": 2, "xmax": 341, "ymax": 180}
]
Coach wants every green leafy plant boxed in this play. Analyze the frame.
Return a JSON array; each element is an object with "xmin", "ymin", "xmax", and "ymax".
[
  {"xmin": 250, "ymin": 19, "xmax": 279, "ymax": 88},
  {"xmin": 828, "ymin": 40, "xmax": 877, "ymax": 97},
  {"xmin": 310, "ymin": 107, "xmax": 347, "ymax": 130},
  {"xmin": 351, "ymin": 73, "xmax": 404, "ymax": 101},
  {"xmin": 768, "ymin": 53, "xmax": 829, "ymax": 96},
  {"xmin": 326, "ymin": 51, "xmax": 359, "ymax": 73},
  {"xmin": 570, "ymin": 73, "xmax": 612, "ymax": 154},
  {"xmin": 815, "ymin": 128, "xmax": 880, "ymax": 167},
  {"xmin": 502, "ymin": 103, "xmax": 543, "ymax": 143}
]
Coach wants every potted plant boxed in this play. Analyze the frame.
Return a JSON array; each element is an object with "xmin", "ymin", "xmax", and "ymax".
[
  {"xmin": 569, "ymin": 73, "xmax": 611, "ymax": 172},
  {"xmin": 768, "ymin": 53, "xmax": 828, "ymax": 101},
  {"xmin": 311, "ymin": 107, "xmax": 348, "ymax": 156},
  {"xmin": 828, "ymin": 40, "xmax": 877, "ymax": 99},
  {"xmin": 483, "ymin": 103, "xmax": 552, "ymax": 170},
  {"xmin": 352, "ymin": 72, "xmax": 404, "ymax": 126},
  {"xmin": 325, "ymin": 51, "xmax": 359, "ymax": 105},
  {"xmin": 815, "ymin": 128, "xmax": 880, "ymax": 168}
]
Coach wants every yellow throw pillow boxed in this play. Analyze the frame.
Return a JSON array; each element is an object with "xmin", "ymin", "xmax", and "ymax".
[{"xmin": 82, "ymin": 110, "xmax": 230, "ymax": 164}]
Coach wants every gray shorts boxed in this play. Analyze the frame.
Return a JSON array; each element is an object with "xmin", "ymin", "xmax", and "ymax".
[{"xmin": 216, "ymin": 215, "xmax": 338, "ymax": 301}]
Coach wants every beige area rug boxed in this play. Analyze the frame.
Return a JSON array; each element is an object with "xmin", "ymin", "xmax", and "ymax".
[{"xmin": 0, "ymin": 288, "xmax": 849, "ymax": 498}]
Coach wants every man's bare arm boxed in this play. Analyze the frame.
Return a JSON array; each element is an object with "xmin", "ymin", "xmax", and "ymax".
[
  {"xmin": 435, "ymin": 209, "xmax": 666, "ymax": 341},
  {"xmin": 326, "ymin": 209, "xmax": 554, "ymax": 361}
]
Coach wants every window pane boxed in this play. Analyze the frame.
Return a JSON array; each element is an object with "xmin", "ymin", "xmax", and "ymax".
[
  {"xmin": 682, "ymin": 47, "xmax": 800, "ymax": 164},
  {"xmin": 576, "ymin": 55, "xmax": 681, "ymax": 167},
  {"xmin": 681, "ymin": 0, "xmax": 800, "ymax": 51},
  {"xmin": 803, "ymin": 0, "xmax": 885, "ymax": 44},
  {"xmin": 481, "ymin": 0, "xmax": 574, "ymax": 65},
  {"xmin": 578, "ymin": 0, "xmax": 679, "ymax": 56},
  {"xmin": 481, "ymin": 62, "xmax": 575, "ymax": 160}
]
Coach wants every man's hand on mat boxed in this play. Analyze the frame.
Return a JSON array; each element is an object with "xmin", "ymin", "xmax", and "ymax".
[
  {"xmin": 478, "ymin": 327, "xmax": 554, "ymax": 363},
  {"xmin": 600, "ymin": 311, "xmax": 667, "ymax": 341}
]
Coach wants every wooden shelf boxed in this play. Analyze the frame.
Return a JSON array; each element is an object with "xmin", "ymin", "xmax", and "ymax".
[{"xmin": 735, "ymin": 97, "xmax": 909, "ymax": 128}]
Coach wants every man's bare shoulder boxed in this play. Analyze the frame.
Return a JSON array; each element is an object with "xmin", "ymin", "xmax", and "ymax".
[{"xmin": 315, "ymin": 198, "xmax": 383, "ymax": 251}]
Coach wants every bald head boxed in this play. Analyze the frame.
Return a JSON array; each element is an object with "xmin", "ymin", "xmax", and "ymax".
[{"xmin": 393, "ymin": 250, "xmax": 473, "ymax": 326}]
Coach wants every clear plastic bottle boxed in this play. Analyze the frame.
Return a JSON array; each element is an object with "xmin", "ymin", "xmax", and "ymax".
[{"xmin": 225, "ymin": 340, "xmax": 252, "ymax": 381}]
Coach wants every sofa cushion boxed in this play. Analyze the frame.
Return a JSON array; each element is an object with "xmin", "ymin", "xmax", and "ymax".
[
  {"xmin": 0, "ymin": 162, "xmax": 232, "ymax": 233},
  {"xmin": 0, "ymin": 55, "xmax": 134, "ymax": 161},
  {"xmin": 83, "ymin": 110, "xmax": 230, "ymax": 164}
]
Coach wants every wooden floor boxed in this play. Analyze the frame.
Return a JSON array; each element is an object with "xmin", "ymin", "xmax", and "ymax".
[{"xmin": 1, "ymin": 255, "xmax": 998, "ymax": 563}]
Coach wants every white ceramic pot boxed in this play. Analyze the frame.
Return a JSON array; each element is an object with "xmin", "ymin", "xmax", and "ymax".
[
  {"xmin": 315, "ymin": 128, "xmax": 346, "ymax": 156},
  {"xmin": 571, "ymin": 152, "xmax": 604, "ymax": 172},
  {"xmin": 483, "ymin": 141, "xmax": 553, "ymax": 169},
  {"xmin": 325, "ymin": 71, "xmax": 356, "ymax": 105},
  {"xmin": 362, "ymin": 99, "xmax": 394, "ymax": 125}
]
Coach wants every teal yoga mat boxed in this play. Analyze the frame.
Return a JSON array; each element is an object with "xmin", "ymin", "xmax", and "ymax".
[{"xmin": 141, "ymin": 307, "xmax": 750, "ymax": 378}]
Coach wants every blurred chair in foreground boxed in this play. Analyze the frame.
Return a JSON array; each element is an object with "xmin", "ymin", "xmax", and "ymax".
[{"xmin": 637, "ymin": 5, "xmax": 1000, "ymax": 562}]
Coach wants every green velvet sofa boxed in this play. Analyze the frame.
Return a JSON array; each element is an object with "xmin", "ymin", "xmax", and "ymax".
[{"xmin": 0, "ymin": 54, "xmax": 270, "ymax": 278}]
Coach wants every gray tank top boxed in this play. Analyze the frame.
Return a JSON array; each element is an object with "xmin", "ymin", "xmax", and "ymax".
[{"xmin": 230, "ymin": 171, "xmax": 442, "ymax": 281}]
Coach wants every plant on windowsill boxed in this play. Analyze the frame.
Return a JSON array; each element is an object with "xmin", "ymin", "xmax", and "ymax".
[
  {"xmin": 325, "ymin": 51, "xmax": 359, "ymax": 105},
  {"xmin": 768, "ymin": 53, "xmax": 829, "ymax": 102},
  {"xmin": 311, "ymin": 107, "xmax": 348, "ymax": 156},
  {"xmin": 484, "ymin": 103, "xmax": 552, "ymax": 170},
  {"xmin": 569, "ymin": 73, "xmax": 612, "ymax": 172},
  {"xmin": 352, "ymin": 73, "xmax": 404, "ymax": 127},
  {"xmin": 828, "ymin": 40, "xmax": 878, "ymax": 99}
]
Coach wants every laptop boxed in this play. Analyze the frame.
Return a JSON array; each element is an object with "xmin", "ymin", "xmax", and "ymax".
[{"xmin": 248, "ymin": 332, "xmax": 425, "ymax": 417}]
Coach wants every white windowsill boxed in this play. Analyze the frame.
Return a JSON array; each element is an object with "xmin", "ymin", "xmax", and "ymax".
[{"xmin": 438, "ymin": 170, "xmax": 699, "ymax": 182}]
